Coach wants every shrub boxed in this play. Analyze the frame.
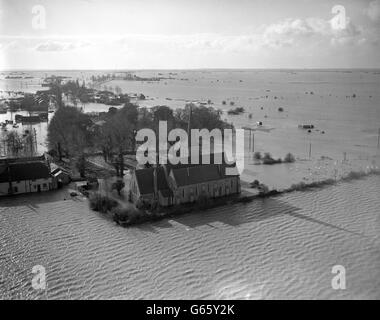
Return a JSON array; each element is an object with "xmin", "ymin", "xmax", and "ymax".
[
  {"xmin": 263, "ymin": 152, "xmax": 272, "ymax": 160},
  {"xmin": 135, "ymin": 198, "xmax": 156, "ymax": 210},
  {"xmin": 112, "ymin": 179, "xmax": 125, "ymax": 196},
  {"xmin": 278, "ymin": 107, "xmax": 284, "ymax": 112},
  {"xmin": 222, "ymin": 100, "xmax": 226, "ymax": 105},
  {"xmin": 258, "ymin": 183, "xmax": 269, "ymax": 194},
  {"xmin": 288, "ymin": 179, "xmax": 336, "ymax": 191},
  {"xmin": 253, "ymin": 152, "xmax": 262, "ymax": 160},
  {"xmin": 262, "ymin": 153, "xmax": 282, "ymax": 165},
  {"xmin": 262, "ymin": 153, "xmax": 274, "ymax": 164},
  {"xmin": 290, "ymin": 182, "xmax": 306, "ymax": 191},
  {"xmin": 112, "ymin": 205, "xmax": 142, "ymax": 224},
  {"xmin": 89, "ymin": 192, "xmax": 118, "ymax": 213},
  {"xmin": 262, "ymin": 158, "xmax": 276, "ymax": 165},
  {"xmin": 250, "ymin": 180, "xmax": 260, "ymax": 188},
  {"xmin": 227, "ymin": 107, "xmax": 245, "ymax": 115},
  {"xmin": 342, "ymin": 171, "xmax": 365, "ymax": 181},
  {"xmin": 283, "ymin": 153, "xmax": 295, "ymax": 163}
]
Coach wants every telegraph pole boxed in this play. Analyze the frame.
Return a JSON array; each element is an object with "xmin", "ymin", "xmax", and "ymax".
[
  {"xmin": 309, "ymin": 143, "xmax": 312, "ymax": 159},
  {"xmin": 242, "ymin": 127, "xmax": 255, "ymax": 158},
  {"xmin": 248, "ymin": 131, "xmax": 251, "ymax": 155},
  {"xmin": 251, "ymin": 132, "xmax": 254, "ymax": 154}
]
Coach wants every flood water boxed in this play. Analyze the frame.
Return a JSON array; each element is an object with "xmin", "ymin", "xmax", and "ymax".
[{"xmin": 0, "ymin": 176, "xmax": 379, "ymax": 299}]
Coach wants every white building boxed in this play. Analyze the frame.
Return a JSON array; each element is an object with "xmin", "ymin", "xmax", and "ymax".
[{"xmin": 0, "ymin": 161, "xmax": 54, "ymax": 196}]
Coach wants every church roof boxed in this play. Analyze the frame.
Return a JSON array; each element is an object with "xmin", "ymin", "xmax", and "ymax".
[
  {"xmin": 171, "ymin": 163, "xmax": 238, "ymax": 187},
  {"xmin": 134, "ymin": 167, "xmax": 170, "ymax": 195}
]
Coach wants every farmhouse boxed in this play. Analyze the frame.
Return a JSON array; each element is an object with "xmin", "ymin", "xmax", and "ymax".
[{"xmin": 0, "ymin": 160, "xmax": 54, "ymax": 196}]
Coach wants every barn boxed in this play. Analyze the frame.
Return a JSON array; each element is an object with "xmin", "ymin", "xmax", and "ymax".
[{"xmin": 0, "ymin": 161, "xmax": 54, "ymax": 196}]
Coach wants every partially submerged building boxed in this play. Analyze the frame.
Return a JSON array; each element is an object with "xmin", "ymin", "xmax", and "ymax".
[
  {"xmin": 51, "ymin": 167, "xmax": 71, "ymax": 187},
  {"xmin": 129, "ymin": 154, "xmax": 240, "ymax": 208},
  {"xmin": 0, "ymin": 159, "xmax": 54, "ymax": 196},
  {"xmin": 130, "ymin": 105, "xmax": 241, "ymax": 208},
  {"xmin": 168, "ymin": 163, "xmax": 240, "ymax": 205}
]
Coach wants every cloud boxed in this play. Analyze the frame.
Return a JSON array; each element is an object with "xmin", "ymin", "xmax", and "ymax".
[
  {"xmin": 262, "ymin": 18, "xmax": 321, "ymax": 48},
  {"xmin": 111, "ymin": 17, "xmax": 363, "ymax": 54},
  {"xmin": 34, "ymin": 40, "xmax": 89, "ymax": 52},
  {"xmin": 0, "ymin": 12, "xmax": 373, "ymax": 63},
  {"xmin": 35, "ymin": 41, "xmax": 66, "ymax": 51},
  {"xmin": 261, "ymin": 16, "xmax": 363, "ymax": 48},
  {"xmin": 365, "ymin": 0, "xmax": 380, "ymax": 22}
]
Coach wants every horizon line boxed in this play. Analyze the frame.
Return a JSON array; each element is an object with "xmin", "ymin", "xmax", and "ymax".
[{"xmin": 2, "ymin": 67, "xmax": 380, "ymax": 72}]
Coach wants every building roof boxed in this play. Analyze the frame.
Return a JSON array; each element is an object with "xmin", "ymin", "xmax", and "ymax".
[
  {"xmin": 51, "ymin": 167, "xmax": 69, "ymax": 175},
  {"xmin": 0, "ymin": 155, "xmax": 46, "ymax": 165},
  {"xmin": 53, "ymin": 170, "xmax": 69, "ymax": 178},
  {"xmin": 164, "ymin": 152, "xmax": 236, "ymax": 171},
  {"xmin": 0, "ymin": 161, "xmax": 50, "ymax": 183},
  {"xmin": 134, "ymin": 167, "xmax": 170, "ymax": 195},
  {"xmin": 0, "ymin": 165, "xmax": 8, "ymax": 183},
  {"xmin": 170, "ymin": 162, "xmax": 238, "ymax": 187},
  {"xmin": 170, "ymin": 164, "xmax": 222, "ymax": 187}
]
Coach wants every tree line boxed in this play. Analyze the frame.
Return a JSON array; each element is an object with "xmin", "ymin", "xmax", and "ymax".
[{"xmin": 47, "ymin": 102, "xmax": 232, "ymax": 178}]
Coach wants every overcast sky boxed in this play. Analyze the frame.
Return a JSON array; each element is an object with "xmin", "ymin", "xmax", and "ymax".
[{"xmin": 0, "ymin": 0, "xmax": 379, "ymax": 69}]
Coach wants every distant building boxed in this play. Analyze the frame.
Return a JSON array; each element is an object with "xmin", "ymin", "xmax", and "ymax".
[
  {"xmin": 75, "ymin": 181, "xmax": 89, "ymax": 191},
  {"xmin": 51, "ymin": 167, "xmax": 71, "ymax": 187},
  {"xmin": 0, "ymin": 160, "xmax": 54, "ymax": 196},
  {"xmin": 20, "ymin": 115, "xmax": 44, "ymax": 124}
]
